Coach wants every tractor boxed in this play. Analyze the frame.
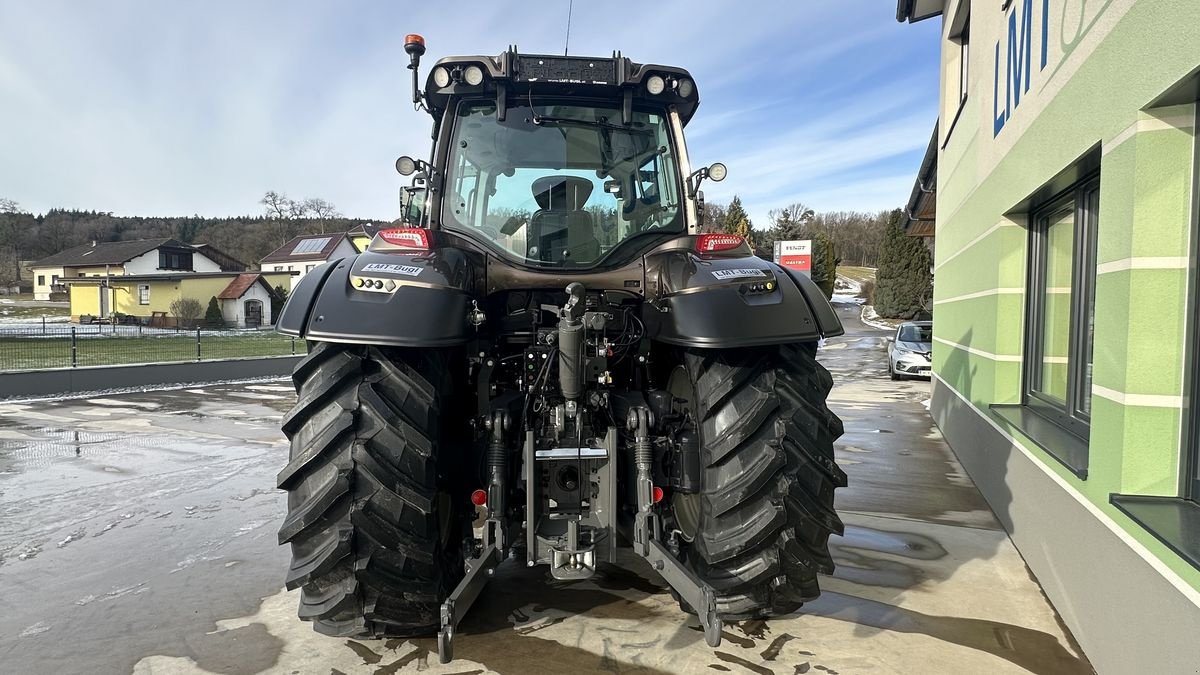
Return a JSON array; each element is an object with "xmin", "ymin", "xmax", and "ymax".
[{"xmin": 275, "ymin": 35, "xmax": 845, "ymax": 663}]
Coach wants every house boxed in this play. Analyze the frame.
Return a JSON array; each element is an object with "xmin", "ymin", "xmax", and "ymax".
[
  {"xmin": 346, "ymin": 222, "xmax": 385, "ymax": 252},
  {"xmin": 896, "ymin": 0, "xmax": 1200, "ymax": 670},
  {"xmin": 64, "ymin": 270, "xmax": 295, "ymax": 327},
  {"xmin": 260, "ymin": 233, "xmax": 357, "ymax": 288},
  {"xmin": 29, "ymin": 238, "xmax": 225, "ymax": 301},
  {"xmin": 216, "ymin": 273, "xmax": 279, "ymax": 328}
]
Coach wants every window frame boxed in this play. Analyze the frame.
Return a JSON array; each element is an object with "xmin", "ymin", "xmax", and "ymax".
[
  {"xmin": 37, "ymin": 275, "xmax": 45, "ymax": 286},
  {"xmin": 958, "ymin": 17, "xmax": 970, "ymax": 107},
  {"xmin": 158, "ymin": 248, "xmax": 194, "ymax": 271},
  {"xmin": 1023, "ymin": 173, "xmax": 1101, "ymax": 440},
  {"xmin": 1187, "ymin": 106, "xmax": 1200, "ymax": 502},
  {"xmin": 941, "ymin": 10, "xmax": 970, "ymax": 148},
  {"xmin": 138, "ymin": 284, "xmax": 150, "ymax": 305}
]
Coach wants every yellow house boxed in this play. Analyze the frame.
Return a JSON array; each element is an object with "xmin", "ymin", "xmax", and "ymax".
[
  {"xmin": 346, "ymin": 223, "xmax": 384, "ymax": 253},
  {"xmin": 66, "ymin": 271, "xmax": 295, "ymax": 327},
  {"xmin": 30, "ymin": 238, "xmax": 238, "ymax": 301}
]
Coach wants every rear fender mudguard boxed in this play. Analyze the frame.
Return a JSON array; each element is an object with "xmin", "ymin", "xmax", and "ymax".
[
  {"xmin": 275, "ymin": 249, "xmax": 476, "ymax": 347},
  {"xmin": 777, "ymin": 265, "xmax": 845, "ymax": 338},
  {"xmin": 643, "ymin": 252, "xmax": 840, "ymax": 348}
]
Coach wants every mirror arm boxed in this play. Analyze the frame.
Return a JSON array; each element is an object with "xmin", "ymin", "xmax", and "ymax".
[{"xmin": 687, "ymin": 167, "xmax": 710, "ymax": 199}]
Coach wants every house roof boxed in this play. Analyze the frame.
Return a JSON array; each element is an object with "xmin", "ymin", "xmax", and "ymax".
[
  {"xmin": 902, "ymin": 122, "xmax": 938, "ymax": 238},
  {"xmin": 192, "ymin": 243, "xmax": 248, "ymax": 272},
  {"xmin": 217, "ymin": 273, "xmax": 275, "ymax": 300},
  {"xmin": 895, "ymin": 0, "xmax": 943, "ymax": 23},
  {"xmin": 260, "ymin": 233, "xmax": 350, "ymax": 263},
  {"xmin": 31, "ymin": 238, "xmax": 189, "ymax": 268}
]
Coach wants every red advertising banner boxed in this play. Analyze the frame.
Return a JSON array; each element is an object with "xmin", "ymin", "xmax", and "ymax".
[{"xmin": 774, "ymin": 240, "xmax": 812, "ymax": 276}]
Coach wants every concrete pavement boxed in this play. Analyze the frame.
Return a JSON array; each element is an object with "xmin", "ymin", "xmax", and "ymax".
[{"xmin": 0, "ymin": 300, "xmax": 1091, "ymax": 674}]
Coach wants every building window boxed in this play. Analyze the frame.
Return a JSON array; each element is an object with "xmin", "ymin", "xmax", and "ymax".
[
  {"xmin": 305, "ymin": 264, "xmax": 315, "ymax": 272},
  {"xmin": 274, "ymin": 266, "xmax": 284, "ymax": 272},
  {"xmin": 37, "ymin": 275, "xmax": 45, "ymax": 285},
  {"xmin": 158, "ymin": 248, "xmax": 194, "ymax": 271},
  {"xmin": 51, "ymin": 275, "xmax": 59, "ymax": 285},
  {"xmin": 1024, "ymin": 174, "xmax": 1100, "ymax": 437},
  {"xmin": 958, "ymin": 17, "xmax": 970, "ymax": 105},
  {"xmin": 138, "ymin": 284, "xmax": 150, "ymax": 305}
]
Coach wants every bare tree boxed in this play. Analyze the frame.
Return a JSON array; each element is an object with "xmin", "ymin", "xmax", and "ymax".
[
  {"xmin": 261, "ymin": 191, "xmax": 298, "ymax": 245},
  {"xmin": 0, "ymin": 199, "xmax": 24, "ymax": 286},
  {"xmin": 260, "ymin": 191, "xmax": 292, "ymax": 219},
  {"xmin": 169, "ymin": 297, "xmax": 204, "ymax": 328},
  {"xmin": 300, "ymin": 198, "xmax": 342, "ymax": 233}
]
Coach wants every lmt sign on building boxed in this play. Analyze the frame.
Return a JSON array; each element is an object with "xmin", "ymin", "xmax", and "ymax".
[{"xmin": 774, "ymin": 240, "xmax": 812, "ymax": 277}]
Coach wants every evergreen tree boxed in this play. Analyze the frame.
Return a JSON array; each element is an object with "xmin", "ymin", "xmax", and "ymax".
[
  {"xmin": 205, "ymin": 296, "xmax": 224, "ymax": 327},
  {"xmin": 809, "ymin": 231, "xmax": 837, "ymax": 300},
  {"xmin": 874, "ymin": 209, "xmax": 933, "ymax": 319},
  {"xmin": 723, "ymin": 195, "xmax": 751, "ymax": 233}
]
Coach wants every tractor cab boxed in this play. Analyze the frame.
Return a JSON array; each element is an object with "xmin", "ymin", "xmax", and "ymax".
[{"xmin": 391, "ymin": 37, "xmax": 725, "ymax": 270}]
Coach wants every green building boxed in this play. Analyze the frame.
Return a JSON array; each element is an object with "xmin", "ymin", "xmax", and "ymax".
[{"xmin": 895, "ymin": 1, "xmax": 1200, "ymax": 671}]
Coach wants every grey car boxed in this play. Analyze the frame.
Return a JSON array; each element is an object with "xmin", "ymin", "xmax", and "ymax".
[{"xmin": 888, "ymin": 321, "xmax": 932, "ymax": 380}]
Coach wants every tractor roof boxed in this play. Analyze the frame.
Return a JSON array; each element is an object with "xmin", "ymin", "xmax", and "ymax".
[{"xmin": 422, "ymin": 48, "xmax": 701, "ymax": 126}]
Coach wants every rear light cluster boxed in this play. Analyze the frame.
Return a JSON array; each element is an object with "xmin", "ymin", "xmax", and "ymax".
[
  {"xmin": 696, "ymin": 233, "xmax": 745, "ymax": 253},
  {"xmin": 378, "ymin": 227, "xmax": 430, "ymax": 250}
]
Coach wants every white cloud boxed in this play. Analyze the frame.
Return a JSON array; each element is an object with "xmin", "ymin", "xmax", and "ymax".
[{"xmin": 0, "ymin": 1, "xmax": 940, "ymax": 220}]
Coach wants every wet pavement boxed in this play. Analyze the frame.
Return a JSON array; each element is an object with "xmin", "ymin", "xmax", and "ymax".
[{"xmin": 0, "ymin": 302, "xmax": 1092, "ymax": 674}]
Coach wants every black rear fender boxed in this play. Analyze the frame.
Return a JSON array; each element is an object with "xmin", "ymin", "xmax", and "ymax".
[
  {"xmin": 643, "ymin": 252, "xmax": 842, "ymax": 348},
  {"xmin": 275, "ymin": 250, "xmax": 476, "ymax": 347}
]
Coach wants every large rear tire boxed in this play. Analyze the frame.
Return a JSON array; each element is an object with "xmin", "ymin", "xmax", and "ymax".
[
  {"xmin": 276, "ymin": 342, "xmax": 464, "ymax": 638},
  {"xmin": 675, "ymin": 342, "xmax": 845, "ymax": 618}
]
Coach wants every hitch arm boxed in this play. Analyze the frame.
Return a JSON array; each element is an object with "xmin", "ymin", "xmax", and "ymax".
[
  {"xmin": 628, "ymin": 406, "xmax": 723, "ymax": 648},
  {"xmin": 438, "ymin": 543, "xmax": 501, "ymax": 664}
]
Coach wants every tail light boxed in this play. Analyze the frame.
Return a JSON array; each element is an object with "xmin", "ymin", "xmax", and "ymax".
[
  {"xmin": 696, "ymin": 233, "xmax": 744, "ymax": 253},
  {"xmin": 378, "ymin": 227, "xmax": 430, "ymax": 250}
]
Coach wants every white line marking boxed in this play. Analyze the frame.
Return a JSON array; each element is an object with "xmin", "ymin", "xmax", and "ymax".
[
  {"xmin": 1092, "ymin": 385, "xmax": 1183, "ymax": 408},
  {"xmin": 935, "ymin": 221, "xmax": 1019, "ymax": 272},
  {"xmin": 932, "ymin": 336, "xmax": 1022, "ymax": 362},
  {"xmin": 1096, "ymin": 257, "xmax": 1189, "ymax": 275},
  {"xmin": 934, "ymin": 287, "xmax": 1024, "ymax": 305}
]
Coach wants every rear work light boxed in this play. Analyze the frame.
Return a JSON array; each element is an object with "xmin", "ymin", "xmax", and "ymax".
[
  {"xmin": 696, "ymin": 233, "xmax": 744, "ymax": 253},
  {"xmin": 378, "ymin": 227, "xmax": 430, "ymax": 250}
]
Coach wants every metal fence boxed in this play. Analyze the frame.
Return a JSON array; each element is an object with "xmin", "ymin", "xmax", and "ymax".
[{"xmin": 0, "ymin": 324, "xmax": 302, "ymax": 372}]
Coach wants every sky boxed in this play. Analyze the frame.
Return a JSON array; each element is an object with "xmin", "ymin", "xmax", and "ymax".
[{"xmin": 0, "ymin": 1, "xmax": 942, "ymax": 229}]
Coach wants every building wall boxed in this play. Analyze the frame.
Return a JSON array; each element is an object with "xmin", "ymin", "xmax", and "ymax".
[
  {"xmin": 258, "ymin": 272, "xmax": 295, "ymax": 295},
  {"xmin": 125, "ymin": 248, "xmax": 221, "ymax": 275},
  {"xmin": 68, "ymin": 275, "xmax": 287, "ymax": 323},
  {"xmin": 31, "ymin": 266, "xmax": 65, "ymax": 300},
  {"xmin": 928, "ymin": 0, "xmax": 1200, "ymax": 669}
]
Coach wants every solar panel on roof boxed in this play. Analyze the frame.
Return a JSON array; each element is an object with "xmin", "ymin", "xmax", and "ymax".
[{"xmin": 291, "ymin": 237, "xmax": 331, "ymax": 255}]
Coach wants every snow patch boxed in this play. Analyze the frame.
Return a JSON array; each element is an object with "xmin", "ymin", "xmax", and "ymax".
[
  {"xmin": 860, "ymin": 305, "xmax": 897, "ymax": 331},
  {"xmin": 19, "ymin": 621, "xmax": 51, "ymax": 637}
]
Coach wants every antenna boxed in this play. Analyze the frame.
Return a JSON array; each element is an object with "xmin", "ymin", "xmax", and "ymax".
[{"xmin": 564, "ymin": 0, "xmax": 573, "ymax": 56}]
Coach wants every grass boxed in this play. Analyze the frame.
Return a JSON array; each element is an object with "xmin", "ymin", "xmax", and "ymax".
[
  {"xmin": 0, "ymin": 331, "xmax": 302, "ymax": 372},
  {"xmin": 0, "ymin": 305, "xmax": 70, "ymax": 320},
  {"xmin": 837, "ymin": 266, "xmax": 877, "ymax": 285}
]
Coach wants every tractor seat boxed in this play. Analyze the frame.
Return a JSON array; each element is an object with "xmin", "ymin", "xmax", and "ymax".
[{"xmin": 528, "ymin": 175, "xmax": 600, "ymax": 263}]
